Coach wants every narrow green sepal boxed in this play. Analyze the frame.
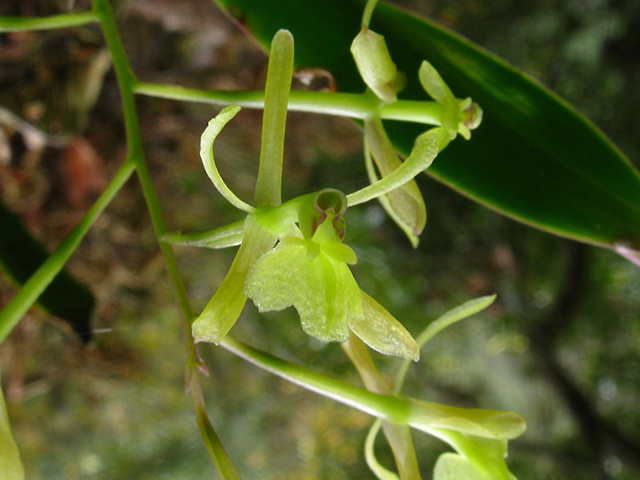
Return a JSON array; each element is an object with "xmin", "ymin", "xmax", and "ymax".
[
  {"xmin": 409, "ymin": 399, "xmax": 526, "ymax": 440},
  {"xmin": 363, "ymin": 117, "xmax": 427, "ymax": 244},
  {"xmin": 349, "ymin": 291, "xmax": 420, "ymax": 361},
  {"xmin": 161, "ymin": 220, "xmax": 245, "ymax": 249},
  {"xmin": 192, "ymin": 214, "xmax": 278, "ymax": 344}
]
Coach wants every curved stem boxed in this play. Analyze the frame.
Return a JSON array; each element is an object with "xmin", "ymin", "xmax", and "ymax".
[
  {"xmin": 347, "ymin": 126, "xmax": 443, "ymax": 207},
  {"xmin": 220, "ymin": 336, "xmax": 411, "ymax": 424}
]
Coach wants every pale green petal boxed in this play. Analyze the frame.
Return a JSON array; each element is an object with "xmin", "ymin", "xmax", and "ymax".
[
  {"xmin": 161, "ymin": 220, "xmax": 244, "ymax": 249},
  {"xmin": 409, "ymin": 399, "xmax": 526, "ymax": 440},
  {"xmin": 351, "ymin": 28, "xmax": 398, "ymax": 104},
  {"xmin": 245, "ymin": 243, "xmax": 350, "ymax": 342},
  {"xmin": 1, "ymin": 378, "xmax": 24, "ymax": 480},
  {"xmin": 321, "ymin": 241, "xmax": 357, "ymax": 265},
  {"xmin": 362, "ymin": 118, "xmax": 426, "ymax": 244},
  {"xmin": 418, "ymin": 60, "xmax": 454, "ymax": 105},
  {"xmin": 429, "ymin": 432, "xmax": 517, "ymax": 480},
  {"xmin": 434, "ymin": 453, "xmax": 486, "ymax": 480},
  {"xmin": 334, "ymin": 260, "xmax": 364, "ymax": 320},
  {"xmin": 348, "ymin": 291, "xmax": 420, "ymax": 361},
  {"xmin": 192, "ymin": 214, "xmax": 278, "ymax": 344},
  {"xmin": 418, "ymin": 61, "xmax": 464, "ymax": 134},
  {"xmin": 200, "ymin": 105, "xmax": 255, "ymax": 213}
]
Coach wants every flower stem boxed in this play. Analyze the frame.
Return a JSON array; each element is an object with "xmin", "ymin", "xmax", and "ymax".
[
  {"xmin": 361, "ymin": 0, "xmax": 379, "ymax": 28},
  {"xmin": 219, "ymin": 336, "xmax": 410, "ymax": 424},
  {"xmin": 135, "ymin": 82, "xmax": 443, "ymax": 126}
]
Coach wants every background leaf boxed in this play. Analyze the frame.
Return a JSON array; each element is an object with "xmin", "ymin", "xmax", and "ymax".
[
  {"xmin": 214, "ymin": 0, "xmax": 640, "ymax": 251},
  {"xmin": 0, "ymin": 201, "xmax": 94, "ymax": 342}
]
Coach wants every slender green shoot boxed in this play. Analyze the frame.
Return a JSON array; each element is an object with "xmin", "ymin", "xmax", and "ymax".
[
  {"xmin": 0, "ymin": 159, "xmax": 136, "ymax": 344},
  {"xmin": 394, "ymin": 295, "xmax": 496, "ymax": 394},
  {"xmin": 200, "ymin": 106, "xmax": 255, "ymax": 213},
  {"xmin": 347, "ymin": 128, "xmax": 442, "ymax": 207},
  {"xmin": 134, "ymin": 82, "xmax": 444, "ymax": 125},
  {"xmin": 0, "ymin": 11, "xmax": 98, "ymax": 32}
]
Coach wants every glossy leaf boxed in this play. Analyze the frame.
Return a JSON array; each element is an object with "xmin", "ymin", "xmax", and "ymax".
[{"xmin": 214, "ymin": 0, "xmax": 640, "ymax": 252}]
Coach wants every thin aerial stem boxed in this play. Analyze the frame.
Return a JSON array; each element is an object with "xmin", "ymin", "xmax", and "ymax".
[
  {"xmin": 91, "ymin": 1, "xmax": 241, "ymax": 477},
  {"xmin": 0, "ymin": 159, "xmax": 135, "ymax": 343},
  {"xmin": 219, "ymin": 336, "xmax": 410, "ymax": 424},
  {"xmin": 0, "ymin": 11, "xmax": 98, "ymax": 32},
  {"xmin": 135, "ymin": 82, "xmax": 443, "ymax": 126}
]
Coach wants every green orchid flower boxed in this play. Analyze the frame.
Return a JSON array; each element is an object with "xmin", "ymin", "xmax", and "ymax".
[
  {"xmin": 244, "ymin": 189, "xmax": 419, "ymax": 360},
  {"xmin": 171, "ymin": 30, "xmax": 445, "ymax": 360},
  {"xmin": 351, "ymin": 25, "xmax": 482, "ymax": 246},
  {"xmin": 170, "ymin": 26, "xmax": 481, "ymax": 360}
]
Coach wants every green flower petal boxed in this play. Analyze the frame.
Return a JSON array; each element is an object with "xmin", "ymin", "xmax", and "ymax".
[
  {"xmin": 351, "ymin": 28, "xmax": 398, "ymax": 104},
  {"xmin": 418, "ymin": 60, "xmax": 455, "ymax": 106},
  {"xmin": 348, "ymin": 291, "xmax": 420, "ymax": 361},
  {"xmin": 200, "ymin": 105, "xmax": 255, "ymax": 213},
  {"xmin": 434, "ymin": 453, "xmax": 486, "ymax": 480},
  {"xmin": 361, "ymin": 117, "xmax": 427, "ymax": 245},
  {"xmin": 192, "ymin": 214, "xmax": 278, "ymax": 344},
  {"xmin": 245, "ymin": 241, "xmax": 355, "ymax": 342},
  {"xmin": 409, "ymin": 400, "xmax": 526, "ymax": 440}
]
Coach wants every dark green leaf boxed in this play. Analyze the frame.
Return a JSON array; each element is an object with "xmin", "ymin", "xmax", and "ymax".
[{"xmin": 0, "ymin": 201, "xmax": 94, "ymax": 342}]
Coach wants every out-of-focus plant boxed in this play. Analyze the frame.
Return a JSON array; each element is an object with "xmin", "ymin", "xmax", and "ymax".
[{"xmin": 1, "ymin": 0, "xmax": 639, "ymax": 478}]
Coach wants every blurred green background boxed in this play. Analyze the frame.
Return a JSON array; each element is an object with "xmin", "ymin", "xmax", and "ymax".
[{"xmin": 1, "ymin": 0, "xmax": 640, "ymax": 478}]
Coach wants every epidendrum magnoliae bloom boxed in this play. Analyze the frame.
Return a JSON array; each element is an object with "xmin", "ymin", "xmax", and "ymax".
[
  {"xmin": 164, "ymin": 23, "xmax": 470, "ymax": 360},
  {"xmin": 169, "ymin": 24, "xmax": 485, "ymax": 360},
  {"xmin": 184, "ymin": 102, "xmax": 441, "ymax": 360}
]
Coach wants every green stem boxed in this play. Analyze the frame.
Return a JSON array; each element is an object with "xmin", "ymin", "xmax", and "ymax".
[
  {"xmin": 220, "ymin": 336, "xmax": 410, "ymax": 424},
  {"xmin": 0, "ymin": 158, "xmax": 136, "ymax": 343},
  {"xmin": 361, "ymin": 0, "xmax": 379, "ymax": 28},
  {"xmin": 91, "ymin": 1, "xmax": 241, "ymax": 477},
  {"xmin": 0, "ymin": 11, "xmax": 98, "ymax": 32},
  {"xmin": 190, "ymin": 370, "xmax": 243, "ymax": 480},
  {"xmin": 254, "ymin": 30, "xmax": 294, "ymax": 207},
  {"xmin": 343, "ymin": 336, "xmax": 422, "ymax": 480},
  {"xmin": 134, "ymin": 82, "xmax": 443, "ymax": 125}
]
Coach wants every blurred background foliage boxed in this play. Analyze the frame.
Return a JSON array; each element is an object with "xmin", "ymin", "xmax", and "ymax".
[{"xmin": 1, "ymin": 0, "xmax": 640, "ymax": 478}]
